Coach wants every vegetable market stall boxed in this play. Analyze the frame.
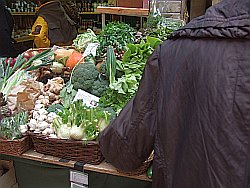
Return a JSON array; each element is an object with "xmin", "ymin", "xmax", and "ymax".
[
  {"xmin": 96, "ymin": 6, "xmax": 149, "ymax": 29},
  {"xmin": 0, "ymin": 17, "xmax": 183, "ymax": 188},
  {"xmin": 0, "ymin": 150, "xmax": 152, "ymax": 188}
]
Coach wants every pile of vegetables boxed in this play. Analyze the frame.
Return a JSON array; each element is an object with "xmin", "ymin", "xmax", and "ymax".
[
  {"xmin": 41, "ymin": 77, "xmax": 64, "ymax": 106},
  {"xmin": 99, "ymin": 37, "xmax": 162, "ymax": 112},
  {"xmin": 0, "ymin": 17, "xmax": 183, "ymax": 144},
  {"xmin": 0, "ymin": 111, "xmax": 28, "ymax": 140},
  {"xmin": 28, "ymin": 101, "xmax": 57, "ymax": 136},
  {"xmin": 70, "ymin": 57, "xmax": 109, "ymax": 97},
  {"xmin": 143, "ymin": 13, "xmax": 184, "ymax": 41},
  {"xmin": 52, "ymin": 100, "xmax": 112, "ymax": 141},
  {"xmin": 73, "ymin": 29, "xmax": 99, "ymax": 52},
  {"xmin": 97, "ymin": 22, "xmax": 136, "ymax": 60},
  {"xmin": 0, "ymin": 92, "xmax": 11, "ymax": 121},
  {"xmin": 0, "ymin": 49, "xmax": 54, "ymax": 96}
]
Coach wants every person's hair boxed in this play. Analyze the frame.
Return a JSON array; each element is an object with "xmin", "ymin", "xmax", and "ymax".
[{"xmin": 60, "ymin": 0, "xmax": 79, "ymax": 24}]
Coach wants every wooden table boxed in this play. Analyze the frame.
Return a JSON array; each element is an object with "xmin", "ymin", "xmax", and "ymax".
[
  {"xmin": 96, "ymin": 6, "xmax": 149, "ymax": 29},
  {"xmin": 16, "ymin": 150, "xmax": 151, "ymax": 182}
]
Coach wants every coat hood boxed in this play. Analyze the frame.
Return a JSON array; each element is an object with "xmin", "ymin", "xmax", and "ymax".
[{"xmin": 170, "ymin": 0, "xmax": 250, "ymax": 39}]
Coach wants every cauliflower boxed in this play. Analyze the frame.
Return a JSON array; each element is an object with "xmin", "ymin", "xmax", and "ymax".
[{"xmin": 71, "ymin": 62, "xmax": 99, "ymax": 92}]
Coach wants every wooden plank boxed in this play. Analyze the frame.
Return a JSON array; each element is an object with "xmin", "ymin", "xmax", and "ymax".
[
  {"xmin": 117, "ymin": 0, "xmax": 143, "ymax": 8},
  {"xmin": 84, "ymin": 162, "xmax": 152, "ymax": 182},
  {"xmin": 20, "ymin": 150, "xmax": 151, "ymax": 182},
  {"xmin": 79, "ymin": 12, "xmax": 101, "ymax": 15},
  {"xmin": 96, "ymin": 6, "xmax": 148, "ymax": 17},
  {"xmin": 21, "ymin": 150, "xmax": 76, "ymax": 168}
]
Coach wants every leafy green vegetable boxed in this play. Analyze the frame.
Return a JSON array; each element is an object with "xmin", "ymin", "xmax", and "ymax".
[
  {"xmin": 106, "ymin": 46, "xmax": 117, "ymax": 85},
  {"xmin": 99, "ymin": 37, "xmax": 162, "ymax": 112},
  {"xmin": 60, "ymin": 82, "xmax": 77, "ymax": 108},
  {"xmin": 97, "ymin": 22, "xmax": 136, "ymax": 59},
  {"xmin": 47, "ymin": 104, "xmax": 64, "ymax": 113},
  {"xmin": 143, "ymin": 13, "xmax": 184, "ymax": 41},
  {"xmin": 0, "ymin": 111, "xmax": 28, "ymax": 140},
  {"xmin": 73, "ymin": 29, "xmax": 99, "ymax": 52}
]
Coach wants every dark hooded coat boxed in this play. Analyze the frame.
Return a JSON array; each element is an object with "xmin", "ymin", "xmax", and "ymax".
[
  {"xmin": 0, "ymin": 0, "xmax": 19, "ymax": 57},
  {"xmin": 36, "ymin": 1, "xmax": 77, "ymax": 45},
  {"xmin": 99, "ymin": 0, "xmax": 250, "ymax": 187}
]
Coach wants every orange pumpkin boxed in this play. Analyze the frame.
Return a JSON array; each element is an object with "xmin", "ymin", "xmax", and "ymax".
[{"xmin": 66, "ymin": 50, "xmax": 84, "ymax": 69}]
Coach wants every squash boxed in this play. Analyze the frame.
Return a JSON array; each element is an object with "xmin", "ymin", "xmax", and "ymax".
[
  {"xmin": 66, "ymin": 50, "xmax": 84, "ymax": 69},
  {"xmin": 54, "ymin": 49, "xmax": 74, "ymax": 60}
]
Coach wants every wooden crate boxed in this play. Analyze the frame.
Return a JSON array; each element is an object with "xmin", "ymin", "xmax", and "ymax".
[{"xmin": 117, "ymin": 0, "xmax": 143, "ymax": 8}]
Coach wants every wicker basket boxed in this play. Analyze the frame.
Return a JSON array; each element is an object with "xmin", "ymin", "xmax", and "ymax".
[
  {"xmin": 31, "ymin": 134, "xmax": 104, "ymax": 165},
  {"xmin": 0, "ymin": 136, "xmax": 32, "ymax": 156},
  {"xmin": 117, "ymin": 154, "xmax": 153, "ymax": 176}
]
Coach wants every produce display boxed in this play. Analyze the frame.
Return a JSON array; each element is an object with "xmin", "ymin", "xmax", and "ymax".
[
  {"xmin": 73, "ymin": 29, "xmax": 99, "ymax": 52},
  {"xmin": 0, "ymin": 16, "xmax": 182, "ymax": 170},
  {"xmin": 99, "ymin": 36, "xmax": 162, "ymax": 112},
  {"xmin": 53, "ymin": 100, "xmax": 111, "ymax": 141},
  {"xmin": 143, "ymin": 13, "xmax": 184, "ymax": 41},
  {"xmin": 97, "ymin": 22, "xmax": 136, "ymax": 60}
]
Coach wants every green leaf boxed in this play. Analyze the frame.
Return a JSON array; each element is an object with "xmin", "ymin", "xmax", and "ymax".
[{"xmin": 146, "ymin": 36, "xmax": 162, "ymax": 49}]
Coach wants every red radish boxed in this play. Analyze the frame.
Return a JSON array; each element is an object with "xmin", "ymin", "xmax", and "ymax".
[
  {"xmin": 23, "ymin": 52, "xmax": 31, "ymax": 59},
  {"xmin": 32, "ymin": 51, "xmax": 39, "ymax": 56},
  {"xmin": 5, "ymin": 58, "xmax": 16, "ymax": 67}
]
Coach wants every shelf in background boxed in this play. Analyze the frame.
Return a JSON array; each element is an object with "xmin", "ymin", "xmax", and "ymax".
[
  {"xmin": 15, "ymin": 35, "xmax": 34, "ymax": 43},
  {"xmin": 79, "ymin": 12, "xmax": 101, "ymax": 15},
  {"xmin": 11, "ymin": 12, "xmax": 36, "ymax": 16},
  {"xmin": 96, "ymin": 6, "xmax": 149, "ymax": 17}
]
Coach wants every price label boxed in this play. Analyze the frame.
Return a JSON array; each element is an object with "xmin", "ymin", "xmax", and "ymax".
[
  {"xmin": 73, "ymin": 89, "xmax": 99, "ymax": 107},
  {"xmin": 70, "ymin": 170, "xmax": 88, "ymax": 186},
  {"xmin": 83, "ymin": 43, "xmax": 99, "ymax": 57}
]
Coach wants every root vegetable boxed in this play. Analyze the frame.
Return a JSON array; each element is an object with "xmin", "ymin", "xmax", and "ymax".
[
  {"xmin": 57, "ymin": 124, "xmax": 70, "ymax": 139},
  {"xmin": 70, "ymin": 126, "xmax": 85, "ymax": 140}
]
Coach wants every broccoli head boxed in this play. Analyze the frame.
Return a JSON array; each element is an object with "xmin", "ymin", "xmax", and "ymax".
[
  {"xmin": 91, "ymin": 78, "xmax": 109, "ymax": 97},
  {"xmin": 71, "ymin": 62, "xmax": 99, "ymax": 92}
]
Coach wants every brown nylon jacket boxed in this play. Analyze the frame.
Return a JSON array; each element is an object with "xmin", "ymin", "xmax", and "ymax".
[
  {"xmin": 36, "ymin": 1, "xmax": 77, "ymax": 46},
  {"xmin": 99, "ymin": 0, "xmax": 250, "ymax": 187}
]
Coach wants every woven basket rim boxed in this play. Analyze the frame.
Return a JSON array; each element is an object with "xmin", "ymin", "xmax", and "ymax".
[
  {"xmin": 0, "ymin": 136, "xmax": 28, "ymax": 142},
  {"xmin": 30, "ymin": 133, "xmax": 99, "ymax": 144}
]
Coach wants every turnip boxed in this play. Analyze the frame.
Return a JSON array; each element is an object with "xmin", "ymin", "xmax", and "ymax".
[
  {"xmin": 57, "ymin": 124, "xmax": 70, "ymax": 139},
  {"xmin": 70, "ymin": 126, "xmax": 85, "ymax": 140}
]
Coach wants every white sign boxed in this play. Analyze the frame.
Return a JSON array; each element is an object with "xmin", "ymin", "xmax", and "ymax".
[
  {"xmin": 71, "ymin": 182, "xmax": 88, "ymax": 188},
  {"xmin": 70, "ymin": 171, "xmax": 88, "ymax": 186},
  {"xmin": 83, "ymin": 43, "xmax": 99, "ymax": 57},
  {"xmin": 73, "ymin": 89, "xmax": 99, "ymax": 107}
]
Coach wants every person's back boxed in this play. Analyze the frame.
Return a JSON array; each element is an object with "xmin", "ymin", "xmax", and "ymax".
[
  {"xmin": 30, "ymin": 0, "xmax": 77, "ymax": 48},
  {"xmin": 99, "ymin": 0, "xmax": 250, "ymax": 187},
  {"xmin": 0, "ymin": 0, "xmax": 19, "ymax": 57}
]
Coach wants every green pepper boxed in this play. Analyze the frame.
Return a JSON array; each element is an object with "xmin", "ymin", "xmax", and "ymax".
[{"xmin": 147, "ymin": 164, "xmax": 153, "ymax": 179}]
